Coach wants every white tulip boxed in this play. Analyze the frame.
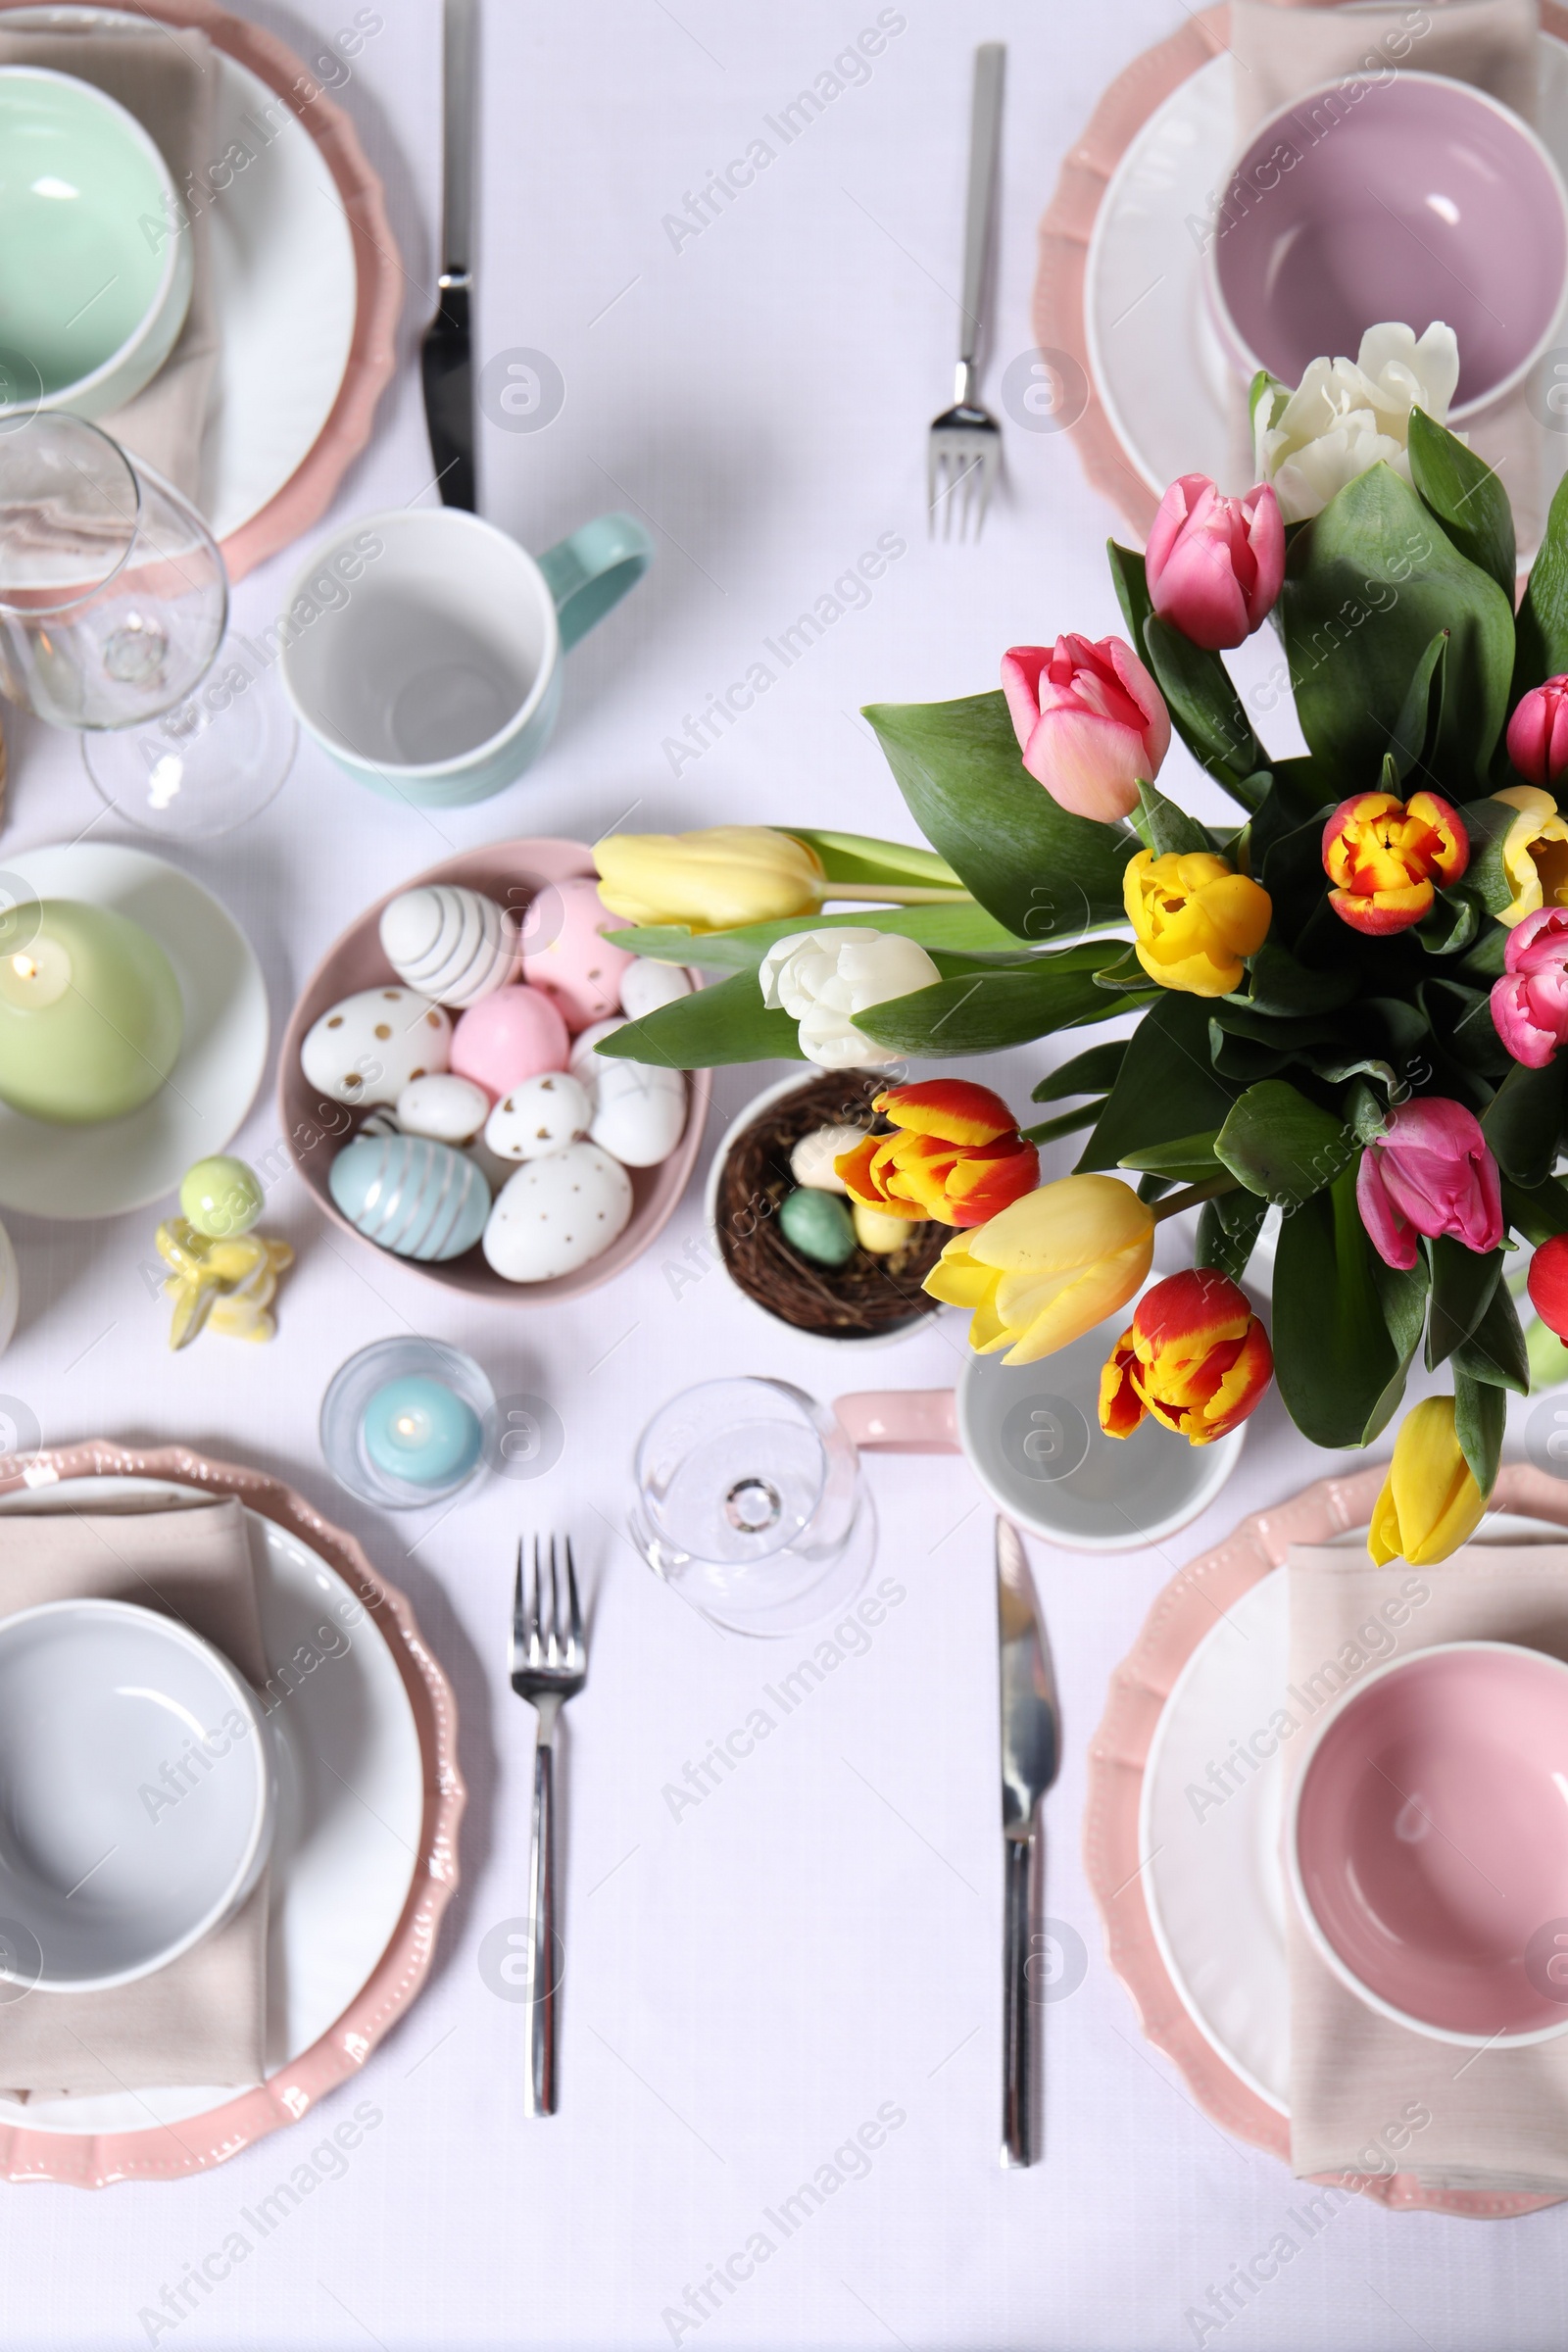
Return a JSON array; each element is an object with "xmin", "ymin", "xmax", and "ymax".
[
  {"xmin": 758, "ymin": 927, "xmax": 941, "ymax": 1069},
  {"xmin": 1252, "ymin": 321, "xmax": 1461, "ymax": 524}
]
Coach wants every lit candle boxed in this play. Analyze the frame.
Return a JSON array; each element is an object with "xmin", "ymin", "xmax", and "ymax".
[
  {"xmin": 0, "ymin": 899, "xmax": 182, "ymax": 1123},
  {"xmin": 361, "ymin": 1373, "xmax": 482, "ymax": 1489}
]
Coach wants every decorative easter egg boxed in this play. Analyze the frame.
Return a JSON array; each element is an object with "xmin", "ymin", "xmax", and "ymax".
[
  {"xmin": 567, "ymin": 1018, "xmax": 624, "ymax": 1102},
  {"xmin": 485, "ymin": 1071, "xmax": 592, "ymax": 1161},
  {"xmin": 328, "ymin": 1134, "xmax": 489, "ymax": 1261},
  {"xmin": 853, "ymin": 1201, "xmax": 910, "ymax": 1254},
  {"xmin": 465, "ymin": 1135, "xmax": 514, "ymax": 1194},
  {"xmin": 483, "ymin": 1143, "xmax": 633, "ymax": 1282},
  {"xmin": 359, "ymin": 1108, "xmax": 400, "ymax": 1139},
  {"xmin": 379, "ymin": 884, "xmax": 520, "ymax": 1009},
  {"xmin": 180, "ymin": 1154, "xmax": 265, "ymax": 1238},
  {"xmin": 520, "ymin": 877, "xmax": 635, "ymax": 1033},
  {"xmin": 588, "ymin": 1057, "xmax": 686, "ymax": 1169},
  {"xmin": 450, "ymin": 985, "xmax": 568, "ymax": 1102},
  {"xmin": 396, "ymin": 1072, "xmax": 491, "ymax": 1145},
  {"xmin": 619, "ymin": 957, "xmax": 692, "ymax": 1022},
  {"xmin": 779, "ymin": 1186, "xmax": 856, "ymax": 1267},
  {"xmin": 789, "ymin": 1123, "xmax": 866, "ymax": 1194},
  {"xmin": 302, "ymin": 988, "xmax": 451, "ymax": 1106}
]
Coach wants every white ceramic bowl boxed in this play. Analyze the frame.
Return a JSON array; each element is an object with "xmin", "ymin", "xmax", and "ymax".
[{"xmin": 0, "ymin": 1598, "xmax": 272, "ymax": 1993}]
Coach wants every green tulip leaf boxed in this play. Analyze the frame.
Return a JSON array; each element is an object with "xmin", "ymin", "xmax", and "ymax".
[
  {"xmin": 1407, "ymin": 409, "xmax": 1516, "ymax": 605},
  {"xmin": 1214, "ymin": 1079, "xmax": 1354, "ymax": 1206},
  {"xmin": 1280, "ymin": 462, "xmax": 1515, "ymax": 792},
  {"xmin": 1362, "ymin": 1255, "xmax": 1431, "ymax": 1445},
  {"xmin": 1273, "ymin": 1168, "xmax": 1399, "ymax": 1448},
  {"xmin": 1387, "ymin": 627, "xmax": 1448, "ymax": 782},
  {"xmin": 1116, "ymin": 1128, "xmax": 1222, "ymax": 1181},
  {"xmin": 854, "ymin": 943, "xmax": 1136, "ymax": 1056},
  {"xmin": 1107, "ymin": 537, "xmax": 1154, "ymax": 646},
  {"xmin": 1451, "ymin": 1272, "xmax": 1531, "ymax": 1396},
  {"xmin": 1142, "ymin": 615, "xmax": 1268, "ymax": 809},
  {"xmin": 1196, "ymin": 1189, "xmax": 1268, "ymax": 1284},
  {"xmin": 596, "ymin": 969, "xmax": 803, "ymax": 1066},
  {"xmin": 784, "ymin": 830, "xmax": 962, "ymax": 889},
  {"xmin": 605, "ymin": 901, "xmax": 1025, "ymax": 971},
  {"xmin": 1513, "ymin": 464, "xmax": 1568, "ymax": 704},
  {"xmin": 1482, "ymin": 1054, "xmax": 1567, "ymax": 1188},
  {"xmin": 1244, "ymin": 940, "xmax": 1357, "ymax": 1016},
  {"xmin": 1453, "ymin": 1367, "xmax": 1506, "ymax": 1498},
  {"xmin": 1502, "ymin": 1172, "xmax": 1568, "ymax": 1244},
  {"xmin": 1133, "ymin": 778, "xmax": 1215, "ymax": 858},
  {"xmin": 1425, "ymin": 1237, "xmax": 1503, "ymax": 1372},
  {"xmin": 1076, "ymin": 995, "xmax": 1240, "ymax": 1173},
  {"xmin": 1032, "ymin": 1040, "xmax": 1129, "ymax": 1102},
  {"xmin": 861, "ymin": 689, "xmax": 1138, "ymax": 944}
]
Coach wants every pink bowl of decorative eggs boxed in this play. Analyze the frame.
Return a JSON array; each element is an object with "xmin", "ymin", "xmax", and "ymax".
[{"xmin": 278, "ymin": 839, "xmax": 710, "ymax": 1303}]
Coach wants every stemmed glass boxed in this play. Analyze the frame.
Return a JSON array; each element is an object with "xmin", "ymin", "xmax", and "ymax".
[{"xmin": 0, "ymin": 412, "xmax": 294, "ymax": 837}]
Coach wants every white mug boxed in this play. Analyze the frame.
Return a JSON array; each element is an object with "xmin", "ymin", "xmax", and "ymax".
[{"xmin": 277, "ymin": 507, "xmax": 651, "ymax": 807}]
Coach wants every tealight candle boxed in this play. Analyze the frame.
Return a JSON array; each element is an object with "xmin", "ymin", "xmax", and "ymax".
[
  {"xmin": 0, "ymin": 899, "xmax": 182, "ymax": 1123},
  {"xmin": 361, "ymin": 1374, "xmax": 482, "ymax": 1489}
]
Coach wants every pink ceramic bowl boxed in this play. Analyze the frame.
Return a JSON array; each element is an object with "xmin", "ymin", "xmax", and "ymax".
[
  {"xmin": 279, "ymin": 838, "xmax": 709, "ymax": 1305},
  {"xmin": 1207, "ymin": 72, "xmax": 1568, "ymax": 421},
  {"xmin": 1289, "ymin": 1642, "xmax": 1568, "ymax": 2046}
]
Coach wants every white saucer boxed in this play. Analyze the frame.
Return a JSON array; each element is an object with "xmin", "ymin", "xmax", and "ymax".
[
  {"xmin": 0, "ymin": 1476, "xmax": 422, "ymax": 2135},
  {"xmin": 0, "ymin": 842, "xmax": 268, "ymax": 1219},
  {"xmin": 1138, "ymin": 1514, "xmax": 1568, "ymax": 2116},
  {"xmin": 2, "ymin": 8, "xmax": 357, "ymax": 544},
  {"xmin": 1085, "ymin": 34, "xmax": 1568, "ymax": 546}
]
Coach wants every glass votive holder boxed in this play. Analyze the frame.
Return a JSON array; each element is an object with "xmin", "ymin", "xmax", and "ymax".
[{"xmin": 320, "ymin": 1337, "xmax": 496, "ymax": 1509}]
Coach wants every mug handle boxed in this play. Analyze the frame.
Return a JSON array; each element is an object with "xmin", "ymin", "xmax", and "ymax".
[
  {"xmin": 835, "ymin": 1391, "xmax": 960, "ymax": 1453},
  {"xmin": 536, "ymin": 512, "xmax": 654, "ymax": 652}
]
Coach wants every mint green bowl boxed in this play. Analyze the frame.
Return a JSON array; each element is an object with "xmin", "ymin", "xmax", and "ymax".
[{"xmin": 0, "ymin": 67, "xmax": 193, "ymax": 420}]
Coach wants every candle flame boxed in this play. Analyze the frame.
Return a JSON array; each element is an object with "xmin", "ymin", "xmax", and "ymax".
[
  {"xmin": 11, "ymin": 955, "xmax": 35, "ymax": 981},
  {"xmin": 395, "ymin": 1414, "xmax": 419, "ymax": 1438}
]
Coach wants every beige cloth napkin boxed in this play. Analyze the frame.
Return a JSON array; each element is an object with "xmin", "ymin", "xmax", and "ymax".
[
  {"xmin": 1288, "ymin": 1543, "xmax": 1568, "ymax": 2193},
  {"xmin": 0, "ymin": 23, "xmax": 220, "ymax": 499},
  {"xmin": 0, "ymin": 1499, "xmax": 270, "ymax": 2098},
  {"xmin": 1222, "ymin": 0, "xmax": 1544, "ymax": 550}
]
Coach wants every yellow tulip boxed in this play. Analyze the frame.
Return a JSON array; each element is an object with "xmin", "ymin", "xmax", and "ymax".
[
  {"xmin": 923, "ymin": 1173, "xmax": 1154, "ymax": 1365},
  {"xmin": 1492, "ymin": 785, "xmax": 1568, "ymax": 926},
  {"xmin": 1124, "ymin": 849, "xmax": 1271, "ymax": 998},
  {"xmin": 593, "ymin": 827, "xmax": 824, "ymax": 933},
  {"xmin": 1367, "ymin": 1396, "xmax": 1487, "ymax": 1568}
]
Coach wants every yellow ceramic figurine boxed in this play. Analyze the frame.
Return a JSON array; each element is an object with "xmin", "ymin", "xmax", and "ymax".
[{"xmin": 155, "ymin": 1155, "xmax": 293, "ymax": 1348}]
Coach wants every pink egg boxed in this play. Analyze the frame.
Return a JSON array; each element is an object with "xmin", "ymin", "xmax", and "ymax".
[
  {"xmin": 519, "ymin": 876, "xmax": 635, "ymax": 1034},
  {"xmin": 450, "ymin": 985, "xmax": 568, "ymax": 1101}
]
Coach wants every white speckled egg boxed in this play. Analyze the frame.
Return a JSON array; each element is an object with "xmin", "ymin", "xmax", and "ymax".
[
  {"xmin": 485, "ymin": 1071, "xmax": 592, "ymax": 1161},
  {"xmin": 379, "ymin": 884, "xmax": 520, "ymax": 1008},
  {"xmin": 301, "ymin": 989, "xmax": 452, "ymax": 1106},
  {"xmin": 789, "ymin": 1122, "xmax": 867, "ymax": 1193},
  {"xmin": 568, "ymin": 1018, "xmax": 625, "ymax": 1099},
  {"xmin": 588, "ymin": 1057, "xmax": 687, "ymax": 1167},
  {"xmin": 619, "ymin": 957, "xmax": 692, "ymax": 1021},
  {"xmin": 483, "ymin": 1143, "xmax": 633, "ymax": 1282},
  {"xmin": 520, "ymin": 877, "xmax": 635, "ymax": 1032},
  {"xmin": 396, "ymin": 1072, "xmax": 491, "ymax": 1144},
  {"xmin": 328, "ymin": 1133, "xmax": 489, "ymax": 1260}
]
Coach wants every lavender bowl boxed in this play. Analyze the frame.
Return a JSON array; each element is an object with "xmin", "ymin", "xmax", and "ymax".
[{"xmin": 1206, "ymin": 71, "xmax": 1568, "ymax": 421}]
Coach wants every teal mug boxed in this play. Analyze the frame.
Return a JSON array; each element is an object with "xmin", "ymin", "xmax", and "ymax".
[{"xmin": 275, "ymin": 507, "xmax": 652, "ymax": 807}]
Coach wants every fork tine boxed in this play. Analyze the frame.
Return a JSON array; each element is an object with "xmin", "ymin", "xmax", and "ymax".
[
  {"xmin": 528, "ymin": 1533, "xmax": 545, "ymax": 1664},
  {"xmin": 973, "ymin": 448, "xmax": 994, "ymax": 541},
  {"xmin": 547, "ymin": 1532, "xmax": 561, "ymax": 1666},
  {"xmin": 926, "ymin": 438, "xmax": 938, "ymax": 536},
  {"xmin": 962, "ymin": 452, "xmax": 978, "ymax": 542},
  {"xmin": 564, "ymin": 1536, "xmax": 582, "ymax": 1658},
  {"xmin": 512, "ymin": 1539, "xmax": 525, "ymax": 1655}
]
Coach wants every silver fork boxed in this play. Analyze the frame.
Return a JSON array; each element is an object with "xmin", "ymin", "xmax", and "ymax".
[
  {"xmin": 927, "ymin": 41, "xmax": 1005, "ymax": 540},
  {"xmin": 510, "ymin": 1534, "xmax": 586, "ymax": 2117}
]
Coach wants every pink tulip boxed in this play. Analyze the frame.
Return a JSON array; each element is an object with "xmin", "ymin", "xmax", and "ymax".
[
  {"xmin": 1355, "ymin": 1099, "xmax": 1503, "ymax": 1271},
  {"xmin": 1145, "ymin": 474, "xmax": 1286, "ymax": 652},
  {"xmin": 1506, "ymin": 676, "xmax": 1568, "ymax": 788},
  {"xmin": 1002, "ymin": 635, "xmax": 1171, "ymax": 823},
  {"xmin": 1492, "ymin": 905, "xmax": 1568, "ymax": 1067}
]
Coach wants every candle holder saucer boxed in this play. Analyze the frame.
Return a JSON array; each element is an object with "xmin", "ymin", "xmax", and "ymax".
[{"xmin": 320, "ymin": 1336, "xmax": 497, "ymax": 1510}]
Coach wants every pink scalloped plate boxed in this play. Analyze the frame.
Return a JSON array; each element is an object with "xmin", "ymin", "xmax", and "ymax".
[
  {"xmin": 0, "ymin": 0, "xmax": 403, "ymax": 584},
  {"xmin": 1034, "ymin": 1, "xmax": 1568, "ymax": 541},
  {"xmin": 0, "ymin": 1442, "xmax": 464, "ymax": 2188},
  {"xmin": 1085, "ymin": 1461, "xmax": 1568, "ymax": 2220}
]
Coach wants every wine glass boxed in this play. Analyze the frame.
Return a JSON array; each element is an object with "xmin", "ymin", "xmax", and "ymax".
[
  {"xmin": 0, "ymin": 412, "xmax": 294, "ymax": 836},
  {"xmin": 630, "ymin": 1377, "xmax": 876, "ymax": 1637}
]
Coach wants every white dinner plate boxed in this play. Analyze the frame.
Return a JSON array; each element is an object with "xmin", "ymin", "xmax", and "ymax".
[
  {"xmin": 0, "ymin": 842, "xmax": 268, "ymax": 1219},
  {"xmin": 1138, "ymin": 1515, "xmax": 1568, "ymax": 2116},
  {"xmin": 1085, "ymin": 35, "xmax": 1568, "ymax": 543},
  {"xmin": 3, "ymin": 8, "xmax": 358, "ymax": 544},
  {"xmin": 0, "ymin": 1475, "xmax": 423, "ymax": 2135}
]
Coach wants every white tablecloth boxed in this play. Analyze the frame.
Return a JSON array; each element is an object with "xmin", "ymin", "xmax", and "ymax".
[{"xmin": 3, "ymin": 2, "xmax": 1566, "ymax": 2343}]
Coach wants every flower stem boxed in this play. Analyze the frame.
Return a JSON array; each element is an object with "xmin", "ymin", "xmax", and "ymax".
[
  {"xmin": 1151, "ymin": 1173, "xmax": 1240, "ymax": 1221},
  {"xmin": 818, "ymin": 884, "xmax": 974, "ymax": 906}
]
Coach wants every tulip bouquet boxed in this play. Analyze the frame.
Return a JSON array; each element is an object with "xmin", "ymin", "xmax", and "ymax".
[{"xmin": 595, "ymin": 321, "xmax": 1568, "ymax": 1566}]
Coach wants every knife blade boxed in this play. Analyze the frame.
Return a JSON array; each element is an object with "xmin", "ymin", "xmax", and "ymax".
[
  {"xmin": 420, "ymin": 0, "xmax": 477, "ymax": 510},
  {"xmin": 997, "ymin": 1513, "xmax": 1059, "ymax": 2168}
]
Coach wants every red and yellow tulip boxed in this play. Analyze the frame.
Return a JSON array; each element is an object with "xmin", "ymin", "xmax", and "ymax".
[
  {"xmin": 1098, "ymin": 1268, "xmax": 1273, "ymax": 1446},
  {"xmin": 1321, "ymin": 789, "xmax": 1468, "ymax": 935},
  {"xmin": 834, "ymin": 1079, "xmax": 1038, "ymax": 1228}
]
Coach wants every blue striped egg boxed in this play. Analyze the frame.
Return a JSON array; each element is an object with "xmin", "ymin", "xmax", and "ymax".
[{"xmin": 328, "ymin": 1133, "xmax": 489, "ymax": 1262}]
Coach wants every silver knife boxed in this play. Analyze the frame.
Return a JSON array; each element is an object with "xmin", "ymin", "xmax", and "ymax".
[
  {"xmin": 420, "ymin": 0, "xmax": 477, "ymax": 510},
  {"xmin": 997, "ymin": 1513, "xmax": 1060, "ymax": 2168}
]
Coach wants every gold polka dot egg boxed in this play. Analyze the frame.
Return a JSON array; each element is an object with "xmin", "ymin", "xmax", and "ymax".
[{"xmin": 300, "ymin": 987, "xmax": 452, "ymax": 1107}]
